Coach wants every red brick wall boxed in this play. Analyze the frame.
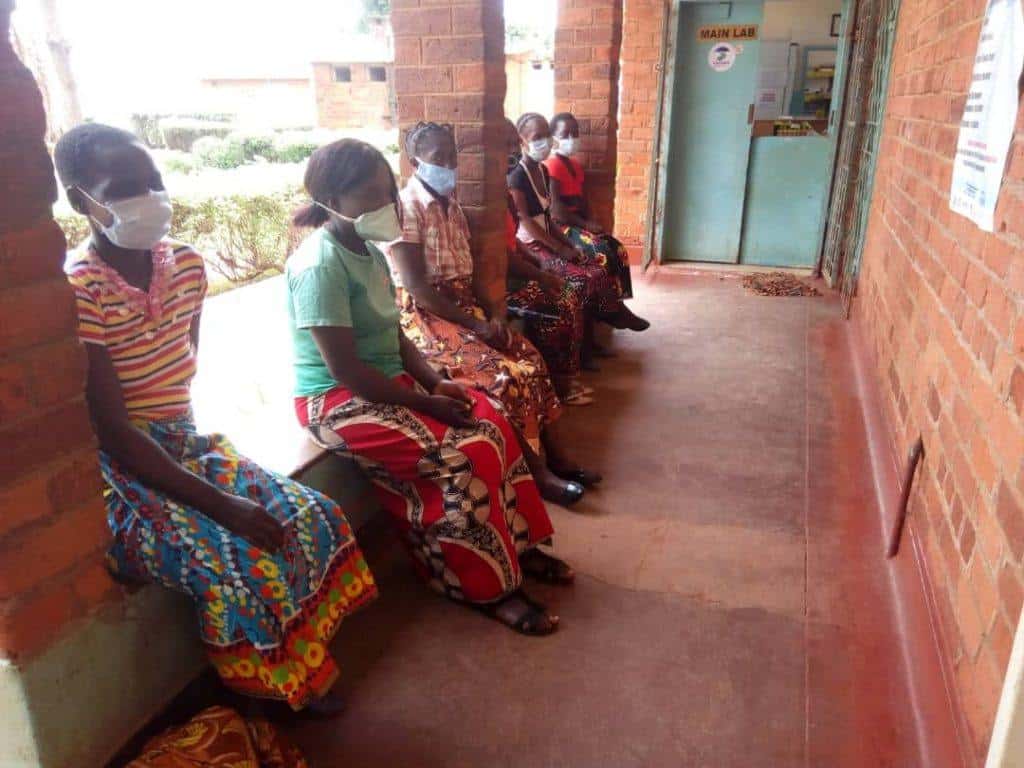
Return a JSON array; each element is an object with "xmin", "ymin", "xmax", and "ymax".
[
  {"xmin": 391, "ymin": 0, "xmax": 508, "ymax": 307},
  {"xmin": 615, "ymin": 0, "xmax": 666, "ymax": 248},
  {"xmin": 554, "ymin": 0, "xmax": 624, "ymax": 231},
  {"xmin": 0, "ymin": 2, "xmax": 118, "ymax": 664},
  {"xmin": 854, "ymin": 0, "xmax": 1024, "ymax": 760},
  {"xmin": 313, "ymin": 63, "xmax": 395, "ymax": 130}
]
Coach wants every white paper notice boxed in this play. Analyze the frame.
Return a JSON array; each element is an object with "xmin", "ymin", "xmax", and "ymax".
[{"xmin": 949, "ymin": 0, "xmax": 1024, "ymax": 232}]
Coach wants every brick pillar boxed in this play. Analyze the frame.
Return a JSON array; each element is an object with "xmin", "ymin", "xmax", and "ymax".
[
  {"xmin": 0, "ymin": 0, "xmax": 114, "ymax": 664},
  {"xmin": 391, "ymin": 0, "xmax": 508, "ymax": 308},
  {"xmin": 554, "ymin": 0, "xmax": 624, "ymax": 232},
  {"xmin": 616, "ymin": 0, "xmax": 667, "ymax": 249}
]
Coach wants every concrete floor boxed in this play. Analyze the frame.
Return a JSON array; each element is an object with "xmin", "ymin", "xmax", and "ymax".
[{"xmin": 283, "ymin": 270, "xmax": 923, "ymax": 767}]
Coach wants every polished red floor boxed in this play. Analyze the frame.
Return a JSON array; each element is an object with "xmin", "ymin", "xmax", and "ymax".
[{"xmin": 283, "ymin": 270, "xmax": 937, "ymax": 767}]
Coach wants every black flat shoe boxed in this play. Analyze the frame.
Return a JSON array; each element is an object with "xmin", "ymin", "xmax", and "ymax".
[
  {"xmin": 542, "ymin": 480, "xmax": 584, "ymax": 506},
  {"xmin": 560, "ymin": 481, "xmax": 585, "ymax": 505},
  {"xmin": 553, "ymin": 468, "xmax": 603, "ymax": 488},
  {"xmin": 599, "ymin": 308, "xmax": 650, "ymax": 332}
]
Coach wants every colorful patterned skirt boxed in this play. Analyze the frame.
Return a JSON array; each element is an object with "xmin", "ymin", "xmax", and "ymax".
[
  {"xmin": 507, "ymin": 278, "xmax": 585, "ymax": 378},
  {"xmin": 398, "ymin": 277, "xmax": 561, "ymax": 444},
  {"xmin": 559, "ymin": 225, "xmax": 634, "ymax": 300},
  {"xmin": 297, "ymin": 375, "xmax": 555, "ymax": 604},
  {"xmin": 525, "ymin": 241, "xmax": 623, "ymax": 316},
  {"xmin": 101, "ymin": 415, "xmax": 376, "ymax": 711}
]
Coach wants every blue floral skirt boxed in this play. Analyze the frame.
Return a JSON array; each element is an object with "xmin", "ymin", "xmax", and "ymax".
[{"xmin": 101, "ymin": 414, "xmax": 376, "ymax": 710}]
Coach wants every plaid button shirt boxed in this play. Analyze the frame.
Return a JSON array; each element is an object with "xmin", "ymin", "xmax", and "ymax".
[{"xmin": 389, "ymin": 175, "xmax": 474, "ymax": 287}]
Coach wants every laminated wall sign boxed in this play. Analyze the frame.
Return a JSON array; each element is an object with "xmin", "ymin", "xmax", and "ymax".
[{"xmin": 949, "ymin": 0, "xmax": 1024, "ymax": 232}]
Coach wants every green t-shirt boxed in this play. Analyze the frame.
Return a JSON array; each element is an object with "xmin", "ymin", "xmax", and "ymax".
[{"xmin": 287, "ymin": 228, "xmax": 404, "ymax": 396}]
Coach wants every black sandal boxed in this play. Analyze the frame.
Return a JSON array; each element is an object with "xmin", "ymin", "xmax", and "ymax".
[
  {"xmin": 479, "ymin": 590, "xmax": 559, "ymax": 636},
  {"xmin": 540, "ymin": 478, "xmax": 585, "ymax": 506},
  {"xmin": 552, "ymin": 467, "xmax": 603, "ymax": 488},
  {"xmin": 520, "ymin": 550, "xmax": 576, "ymax": 585}
]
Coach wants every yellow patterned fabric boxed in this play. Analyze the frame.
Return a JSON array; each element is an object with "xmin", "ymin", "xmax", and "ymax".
[{"xmin": 127, "ymin": 706, "xmax": 308, "ymax": 767}]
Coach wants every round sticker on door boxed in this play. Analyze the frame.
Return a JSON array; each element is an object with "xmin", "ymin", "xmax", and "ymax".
[{"xmin": 708, "ymin": 43, "xmax": 737, "ymax": 72}]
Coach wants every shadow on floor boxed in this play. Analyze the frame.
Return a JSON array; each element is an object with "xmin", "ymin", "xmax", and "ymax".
[{"xmin": 280, "ymin": 270, "xmax": 923, "ymax": 768}]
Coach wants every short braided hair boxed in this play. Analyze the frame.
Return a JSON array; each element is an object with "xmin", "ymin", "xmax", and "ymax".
[
  {"xmin": 515, "ymin": 112, "xmax": 548, "ymax": 136},
  {"xmin": 404, "ymin": 121, "xmax": 455, "ymax": 160}
]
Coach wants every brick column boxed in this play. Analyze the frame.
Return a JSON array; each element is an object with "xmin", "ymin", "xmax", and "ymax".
[
  {"xmin": 554, "ymin": 0, "xmax": 625, "ymax": 232},
  {"xmin": 391, "ymin": 0, "xmax": 508, "ymax": 307},
  {"xmin": 616, "ymin": 0, "xmax": 667, "ymax": 249},
  {"xmin": 0, "ymin": 1, "xmax": 114, "ymax": 664}
]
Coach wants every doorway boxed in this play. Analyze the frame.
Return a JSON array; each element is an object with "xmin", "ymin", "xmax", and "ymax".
[{"xmin": 653, "ymin": 0, "xmax": 850, "ymax": 269}]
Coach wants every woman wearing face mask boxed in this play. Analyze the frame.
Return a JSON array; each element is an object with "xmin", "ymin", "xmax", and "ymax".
[
  {"xmin": 502, "ymin": 119, "xmax": 591, "ymax": 403},
  {"xmin": 288, "ymin": 138, "xmax": 574, "ymax": 636},
  {"xmin": 57, "ymin": 124, "xmax": 376, "ymax": 714},
  {"xmin": 546, "ymin": 112, "xmax": 644, "ymax": 326},
  {"xmin": 387, "ymin": 122, "xmax": 600, "ymax": 503},
  {"xmin": 509, "ymin": 113, "xmax": 649, "ymax": 336}
]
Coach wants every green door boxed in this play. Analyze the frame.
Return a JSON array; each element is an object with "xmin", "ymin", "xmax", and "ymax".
[{"xmin": 662, "ymin": 1, "xmax": 764, "ymax": 263}]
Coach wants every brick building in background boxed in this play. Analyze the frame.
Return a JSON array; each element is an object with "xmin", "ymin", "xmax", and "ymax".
[{"xmin": 312, "ymin": 60, "xmax": 396, "ymax": 130}]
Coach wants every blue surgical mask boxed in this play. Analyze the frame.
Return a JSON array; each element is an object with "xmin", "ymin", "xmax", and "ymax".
[{"xmin": 415, "ymin": 160, "xmax": 457, "ymax": 197}]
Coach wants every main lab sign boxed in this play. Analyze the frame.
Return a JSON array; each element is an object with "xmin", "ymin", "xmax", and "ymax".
[{"xmin": 697, "ymin": 24, "xmax": 760, "ymax": 42}]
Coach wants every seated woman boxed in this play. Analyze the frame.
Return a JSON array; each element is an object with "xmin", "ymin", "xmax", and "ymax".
[
  {"xmin": 287, "ymin": 138, "xmax": 575, "ymax": 635},
  {"xmin": 545, "ymin": 112, "xmax": 642, "ymax": 315},
  {"xmin": 504, "ymin": 190, "xmax": 592, "ymax": 406},
  {"xmin": 55, "ymin": 124, "xmax": 375, "ymax": 714},
  {"xmin": 509, "ymin": 113, "xmax": 649, "ymax": 335},
  {"xmin": 388, "ymin": 122, "xmax": 599, "ymax": 497}
]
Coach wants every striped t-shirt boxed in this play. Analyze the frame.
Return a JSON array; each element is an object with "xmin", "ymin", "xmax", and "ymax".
[{"xmin": 65, "ymin": 242, "xmax": 207, "ymax": 422}]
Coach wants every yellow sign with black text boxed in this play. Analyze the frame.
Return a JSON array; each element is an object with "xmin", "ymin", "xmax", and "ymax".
[{"xmin": 697, "ymin": 24, "xmax": 759, "ymax": 42}]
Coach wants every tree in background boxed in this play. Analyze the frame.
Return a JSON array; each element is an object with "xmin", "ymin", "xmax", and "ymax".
[
  {"xmin": 11, "ymin": 0, "xmax": 83, "ymax": 141},
  {"xmin": 358, "ymin": 0, "xmax": 390, "ymax": 35},
  {"xmin": 39, "ymin": 0, "xmax": 81, "ymax": 128}
]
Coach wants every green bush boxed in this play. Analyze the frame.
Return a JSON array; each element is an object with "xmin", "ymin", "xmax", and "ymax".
[
  {"xmin": 161, "ymin": 118, "xmax": 233, "ymax": 152},
  {"xmin": 175, "ymin": 112, "xmax": 236, "ymax": 123},
  {"xmin": 54, "ymin": 190, "xmax": 307, "ymax": 289},
  {"xmin": 229, "ymin": 130, "xmax": 276, "ymax": 161},
  {"xmin": 193, "ymin": 136, "xmax": 246, "ymax": 170},
  {"xmin": 161, "ymin": 152, "xmax": 199, "ymax": 175},
  {"xmin": 173, "ymin": 191, "xmax": 306, "ymax": 284},
  {"xmin": 266, "ymin": 132, "xmax": 319, "ymax": 163},
  {"xmin": 56, "ymin": 214, "xmax": 91, "ymax": 248}
]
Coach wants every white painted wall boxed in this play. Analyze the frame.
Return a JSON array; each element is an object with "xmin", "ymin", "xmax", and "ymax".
[
  {"xmin": 504, "ymin": 56, "xmax": 554, "ymax": 123},
  {"xmin": 756, "ymin": 0, "xmax": 844, "ymax": 119},
  {"xmin": 763, "ymin": 0, "xmax": 843, "ymax": 46}
]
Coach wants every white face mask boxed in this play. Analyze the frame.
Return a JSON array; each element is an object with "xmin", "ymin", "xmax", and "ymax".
[
  {"xmin": 80, "ymin": 188, "xmax": 173, "ymax": 250},
  {"xmin": 415, "ymin": 160, "xmax": 457, "ymax": 197},
  {"xmin": 315, "ymin": 200, "xmax": 402, "ymax": 243},
  {"xmin": 526, "ymin": 138, "xmax": 552, "ymax": 163},
  {"xmin": 557, "ymin": 138, "xmax": 579, "ymax": 157}
]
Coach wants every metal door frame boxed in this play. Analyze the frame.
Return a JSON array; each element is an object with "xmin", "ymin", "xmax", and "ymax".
[{"xmin": 817, "ymin": 0, "xmax": 903, "ymax": 314}]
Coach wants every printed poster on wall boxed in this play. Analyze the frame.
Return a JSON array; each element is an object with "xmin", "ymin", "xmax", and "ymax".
[{"xmin": 949, "ymin": 0, "xmax": 1024, "ymax": 232}]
